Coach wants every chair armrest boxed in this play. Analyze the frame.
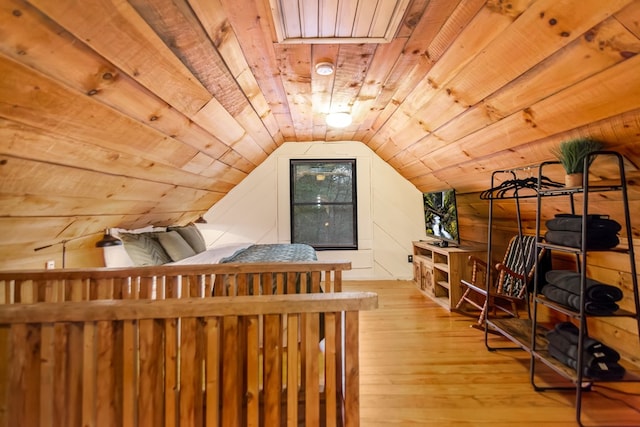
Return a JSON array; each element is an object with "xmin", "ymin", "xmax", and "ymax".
[
  {"xmin": 468, "ymin": 254, "xmax": 487, "ymax": 269},
  {"xmin": 495, "ymin": 262, "xmax": 527, "ymax": 281}
]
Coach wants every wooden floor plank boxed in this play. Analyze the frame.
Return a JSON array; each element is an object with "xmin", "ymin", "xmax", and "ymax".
[{"xmin": 344, "ymin": 281, "xmax": 640, "ymax": 427}]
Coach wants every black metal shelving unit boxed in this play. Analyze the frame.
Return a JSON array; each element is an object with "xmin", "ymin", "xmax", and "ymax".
[{"xmin": 529, "ymin": 151, "xmax": 640, "ymax": 426}]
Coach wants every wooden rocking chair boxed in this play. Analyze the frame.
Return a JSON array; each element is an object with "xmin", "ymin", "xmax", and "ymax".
[{"xmin": 455, "ymin": 234, "xmax": 543, "ymax": 328}]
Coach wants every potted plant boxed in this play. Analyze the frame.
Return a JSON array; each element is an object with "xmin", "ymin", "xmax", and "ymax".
[{"xmin": 552, "ymin": 137, "xmax": 604, "ymax": 187}]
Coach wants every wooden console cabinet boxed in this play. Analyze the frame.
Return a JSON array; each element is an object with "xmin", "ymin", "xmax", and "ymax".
[{"xmin": 412, "ymin": 240, "xmax": 485, "ymax": 310}]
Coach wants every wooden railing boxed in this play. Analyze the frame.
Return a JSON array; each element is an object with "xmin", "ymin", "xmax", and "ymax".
[{"xmin": 0, "ymin": 262, "xmax": 376, "ymax": 427}]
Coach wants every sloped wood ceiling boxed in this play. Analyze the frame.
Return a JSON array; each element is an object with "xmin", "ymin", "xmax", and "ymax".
[{"xmin": 1, "ymin": 0, "xmax": 640, "ymax": 269}]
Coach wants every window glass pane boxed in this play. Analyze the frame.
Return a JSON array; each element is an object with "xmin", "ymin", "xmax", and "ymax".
[
  {"xmin": 292, "ymin": 205, "xmax": 355, "ymax": 247},
  {"xmin": 292, "ymin": 162, "xmax": 353, "ymax": 203},
  {"xmin": 290, "ymin": 159, "xmax": 357, "ymax": 250}
]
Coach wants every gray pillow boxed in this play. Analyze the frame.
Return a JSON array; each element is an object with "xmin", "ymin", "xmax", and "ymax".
[
  {"xmin": 156, "ymin": 231, "xmax": 196, "ymax": 262},
  {"xmin": 168, "ymin": 224, "xmax": 206, "ymax": 253},
  {"xmin": 120, "ymin": 233, "xmax": 171, "ymax": 266}
]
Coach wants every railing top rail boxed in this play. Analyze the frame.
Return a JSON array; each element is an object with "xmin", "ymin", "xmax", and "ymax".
[
  {"xmin": 0, "ymin": 261, "xmax": 352, "ymax": 280},
  {"xmin": 0, "ymin": 291, "xmax": 378, "ymax": 324}
]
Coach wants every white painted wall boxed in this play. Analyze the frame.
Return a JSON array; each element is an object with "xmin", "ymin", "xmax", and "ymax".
[{"xmin": 198, "ymin": 141, "xmax": 426, "ymax": 279}]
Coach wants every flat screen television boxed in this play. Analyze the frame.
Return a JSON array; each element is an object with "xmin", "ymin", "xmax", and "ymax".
[{"xmin": 423, "ymin": 189, "xmax": 460, "ymax": 247}]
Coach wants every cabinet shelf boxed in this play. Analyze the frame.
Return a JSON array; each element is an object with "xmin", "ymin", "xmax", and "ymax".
[
  {"xmin": 434, "ymin": 262, "xmax": 448, "ymax": 272},
  {"xmin": 436, "ymin": 280, "xmax": 450, "ymax": 290},
  {"xmin": 412, "ymin": 240, "xmax": 485, "ymax": 311}
]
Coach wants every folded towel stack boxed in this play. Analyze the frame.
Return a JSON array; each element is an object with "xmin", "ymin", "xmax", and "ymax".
[
  {"xmin": 546, "ymin": 322, "xmax": 625, "ymax": 380},
  {"xmin": 544, "ymin": 214, "xmax": 621, "ymax": 250},
  {"xmin": 541, "ymin": 270, "xmax": 623, "ymax": 315}
]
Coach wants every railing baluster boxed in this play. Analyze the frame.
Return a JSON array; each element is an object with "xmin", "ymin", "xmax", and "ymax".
[{"xmin": 0, "ymin": 262, "xmax": 375, "ymax": 427}]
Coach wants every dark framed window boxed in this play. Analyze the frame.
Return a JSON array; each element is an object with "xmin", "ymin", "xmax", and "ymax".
[{"xmin": 290, "ymin": 159, "xmax": 357, "ymax": 250}]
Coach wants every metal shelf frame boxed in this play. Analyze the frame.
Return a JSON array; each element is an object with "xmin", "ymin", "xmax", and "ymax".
[{"xmin": 529, "ymin": 151, "xmax": 640, "ymax": 426}]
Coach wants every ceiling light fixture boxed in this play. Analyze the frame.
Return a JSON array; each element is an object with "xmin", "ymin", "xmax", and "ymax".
[
  {"xmin": 315, "ymin": 62, "xmax": 335, "ymax": 76},
  {"xmin": 326, "ymin": 112, "xmax": 352, "ymax": 128}
]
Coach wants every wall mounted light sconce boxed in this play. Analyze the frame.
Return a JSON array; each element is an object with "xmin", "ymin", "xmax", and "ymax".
[{"xmin": 95, "ymin": 229, "xmax": 123, "ymax": 248}]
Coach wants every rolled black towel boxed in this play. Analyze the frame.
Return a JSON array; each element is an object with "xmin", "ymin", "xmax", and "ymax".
[
  {"xmin": 542, "ymin": 284, "xmax": 619, "ymax": 314},
  {"xmin": 547, "ymin": 343, "xmax": 626, "ymax": 380},
  {"xmin": 546, "ymin": 270, "xmax": 623, "ymax": 303},
  {"xmin": 542, "ymin": 283, "xmax": 579, "ymax": 309},
  {"xmin": 546, "ymin": 329, "xmax": 620, "ymax": 363},
  {"xmin": 551, "ymin": 322, "xmax": 621, "ymax": 360},
  {"xmin": 547, "ymin": 341, "xmax": 573, "ymax": 367},
  {"xmin": 585, "ymin": 360, "xmax": 626, "ymax": 380},
  {"xmin": 584, "ymin": 301, "xmax": 619, "ymax": 315}
]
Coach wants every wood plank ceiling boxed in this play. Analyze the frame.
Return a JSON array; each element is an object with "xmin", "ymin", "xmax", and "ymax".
[{"xmin": 1, "ymin": 0, "xmax": 640, "ymax": 268}]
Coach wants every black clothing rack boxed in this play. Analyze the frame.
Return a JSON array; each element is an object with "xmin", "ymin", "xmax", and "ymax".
[{"xmin": 480, "ymin": 166, "xmax": 561, "ymax": 349}]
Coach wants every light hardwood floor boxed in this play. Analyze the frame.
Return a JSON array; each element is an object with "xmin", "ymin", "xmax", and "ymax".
[{"xmin": 343, "ymin": 280, "xmax": 640, "ymax": 427}]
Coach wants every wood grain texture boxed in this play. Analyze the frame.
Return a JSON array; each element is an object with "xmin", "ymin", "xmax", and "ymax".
[
  {"xmin": 2, "ymin": 0, "xmax": 640, "ymax": 273},
  {"xmin": 28, "ymin": 0, "xmax": 212, "ymax": 116},
  {"xmin": 347, "ymin": 280, "xmax": 640, "ymax": 427},
  {"xmin": 1, "ymin": 0, "xmax": 639, "ymax": 374},
  {"xmin": 0, "ymin": 262, "xmax": 369, "ymax": 426}
]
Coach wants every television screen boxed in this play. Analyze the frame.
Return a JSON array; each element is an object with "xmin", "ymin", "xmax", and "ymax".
[{"xmin": 423, "ymin": 189, "xmax": 460, "ymax": 246}]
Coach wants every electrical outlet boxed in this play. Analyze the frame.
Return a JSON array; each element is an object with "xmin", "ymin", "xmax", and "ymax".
[
  {"xmin": 45, "ymin": 260, "xmax": 55, "ymax": 269},
  {"xmin": 407, "ymin": 254, "xmax": 413, "ymax": 263}
]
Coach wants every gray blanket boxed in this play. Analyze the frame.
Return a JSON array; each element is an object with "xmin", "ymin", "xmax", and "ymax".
[{"xmin": 220, "ymin": 243, "xmax": 317, "ymax": 263}]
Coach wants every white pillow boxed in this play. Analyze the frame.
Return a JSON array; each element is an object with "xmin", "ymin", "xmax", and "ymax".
[{"xmin": 103, "ymin": 244, "xmax": 135, "ymax": 268}]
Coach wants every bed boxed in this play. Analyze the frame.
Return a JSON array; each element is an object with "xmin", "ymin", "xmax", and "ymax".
[
  {"xmin": 103, "ymin": 225, "xmax": 322, "ymax": 298},
  {"xmin": 103, "ymin": 224, "xmax": 317, "ymax": 268}
]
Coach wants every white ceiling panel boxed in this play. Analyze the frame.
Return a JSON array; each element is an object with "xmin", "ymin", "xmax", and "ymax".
[{"xmin": 268, "ymin": 0, "xmax": 411, "ymax": 43}]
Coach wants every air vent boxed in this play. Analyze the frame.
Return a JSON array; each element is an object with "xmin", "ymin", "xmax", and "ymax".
[{"xmin": 267, "ymin": 0, "xmax": 410, "ymax": 44}]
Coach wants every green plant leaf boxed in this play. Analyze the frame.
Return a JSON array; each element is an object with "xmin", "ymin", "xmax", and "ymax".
[{"xmin": 551, "ymin": 138, "xmax": 604, "ymax": 174}]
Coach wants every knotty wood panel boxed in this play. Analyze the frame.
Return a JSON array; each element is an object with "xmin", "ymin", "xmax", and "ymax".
[
  {"xmin": 224, "ymin": 0, "xmax": 297, "ymax": 139},
  {"xmin": 359, "ymin": 0, "xmax": 465, "ymax": 145},
  {"xmin": 187, "ymin": 0, "xmax": 284, "ymax": 143},
  {"xmin": 0, "ymin": 0, "xmax": 236, "ymax": 165},
  {"xmin": 28, "ymin": 0, "xmax": 212, "ymax": 116},
  {"xmin": 1, "ymin": 0, "xmax": 640, "ymax": 305},
  {"xmin": 275, "ymin": 43, "xmax": 314, "ymax": 141},
  {"xmin": 0, "ymin": 120, "xmax": 235, "ymax": 192}
]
